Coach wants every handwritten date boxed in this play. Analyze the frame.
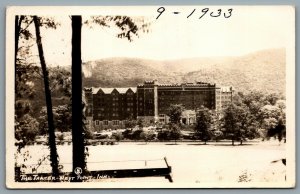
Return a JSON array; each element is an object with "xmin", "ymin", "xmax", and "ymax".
[{"xmin": 156, "ymin": 7, "xmax": 233, "ymax": 19}]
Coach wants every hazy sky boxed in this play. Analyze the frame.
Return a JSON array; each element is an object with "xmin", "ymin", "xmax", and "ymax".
[{"xmin": 24, "ymin": 6, "xmax": 293, "ymax": 66}]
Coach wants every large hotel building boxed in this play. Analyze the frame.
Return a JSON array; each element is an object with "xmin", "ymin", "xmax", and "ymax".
[{"xmin": 84, "ymin": 80, "xmax": 234, "ymax": 130}]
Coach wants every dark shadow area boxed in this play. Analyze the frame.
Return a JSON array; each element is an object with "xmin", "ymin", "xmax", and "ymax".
[
  {"xmin": 213, "ymin": 143, "xmax": 254, "ymax": 146},
  {"xmin": 187, "ymin": 143, "xmax": 210, "ymax": 146}
]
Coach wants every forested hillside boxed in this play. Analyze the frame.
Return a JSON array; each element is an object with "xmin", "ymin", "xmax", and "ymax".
[{"xmin": 82, "ymin": 48, "xmax": 285, "ymax": 94}]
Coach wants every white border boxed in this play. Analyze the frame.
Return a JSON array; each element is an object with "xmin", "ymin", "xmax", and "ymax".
[{"xmin": 6, "ymin": 6, "xmax": 296, "ymax": 189}]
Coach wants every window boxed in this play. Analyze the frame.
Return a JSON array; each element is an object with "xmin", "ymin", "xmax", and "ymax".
[
  {"xmin": 103, "ymin": 120, "xmax": 108, "ymax": 125},
  {"xmin": 113, "ymin": 120, "xmax": 120, "ymax": 125},
  {"xmin": 95, "ymin": 120, "xmax": 100, "ymax": 126}
]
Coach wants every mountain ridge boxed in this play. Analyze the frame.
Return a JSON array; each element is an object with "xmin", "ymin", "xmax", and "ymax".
[{"xmin": 82, "ymin": 48, "xmax": 286, "ymax": 94}]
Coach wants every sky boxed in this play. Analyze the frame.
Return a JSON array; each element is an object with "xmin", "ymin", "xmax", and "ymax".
[{"xmin": 22, "ymin": 6, "xmax": 294, "ymax": 66}]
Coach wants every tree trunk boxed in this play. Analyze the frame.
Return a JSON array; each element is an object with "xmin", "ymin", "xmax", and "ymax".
[
  {"xmin": 240, "ymin": 139, "xmax": 243, "ymax": 145},
  {"xmin": 15, "ymin": 16, "xmax": 21, "ymax": 65},
  {"xmin": 231, "ymin": 138, "xmax": 234, "ymax": 146},
  {"xmin": 15, "ymin": 16, "xmax": 24, "ymax": 91},
  {"xmin": 71, "ymin": 16, "xmax": 85, "ymax": 180},
  {"xmin": 33, "ymin": 16, "xmax": 59, "ymax": 180}
]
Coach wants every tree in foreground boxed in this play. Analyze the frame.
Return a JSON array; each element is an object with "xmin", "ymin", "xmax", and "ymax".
[
  {"xmin": 168, "ymin": 124, "xmax": 182, "ymax": 144},
  {"xmin": 166, "ymin": 104, "xmax": 184, "ymax": 144},
  {"xmin": 194, "ymin": 108, "xmax": 213, "ymax": 144},
  {"xmin": 167, "ymin": 104, "xmax": 184, "ymax": 124},
  {"xmin": 221, "ymin": 104, "xmax": 247, "ymax": 145},
  {"xmin": 261, "ymin": 101, "xmax": 286, "ymax": 142},
  {"xmin": 33, "ymin": 16, "xmax": 60, "ymax": 180},
  {"xmin": 71, "ymin": 15, "xmax": 151, "ymax": 178},
  {"xmin": 140, "ymin": 130, "xmax": 155, "ymax": 144}
]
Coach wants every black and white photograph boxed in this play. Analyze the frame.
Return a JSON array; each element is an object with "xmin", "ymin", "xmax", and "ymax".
[{"xmin": 6, "ymin": 6, "xmax": 295, "ymax": 188}]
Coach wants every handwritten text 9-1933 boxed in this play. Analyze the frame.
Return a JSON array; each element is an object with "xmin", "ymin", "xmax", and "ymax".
[{"xmin": 156, "ymin": 7, "xmax": 233, "ymax": 20}]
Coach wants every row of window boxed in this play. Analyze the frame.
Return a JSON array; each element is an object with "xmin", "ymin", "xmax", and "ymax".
[
  {"xmin": 97, "ymin": 113, "xmax": 119, "ymax": 117},
  {"xmin": 159, "ymin": 91, "xmax": 214, "ymax": 95},
  {"xmin": 94, "ymin": 120, "xmax": 121, "ymax": 126},
  {"xmin": 109, "ymin": 92, "xmax": 134, "ymax": 96}
]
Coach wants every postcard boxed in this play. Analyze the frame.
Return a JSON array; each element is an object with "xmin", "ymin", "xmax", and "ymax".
[{"xmin": 6, "ymin": 6, "xmax": 295, "ymax": 188}]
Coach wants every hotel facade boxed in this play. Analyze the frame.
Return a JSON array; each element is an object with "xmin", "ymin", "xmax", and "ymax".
[{"xmin": 84, "ymin": 81, "xmax": 234, "ymax": 130}]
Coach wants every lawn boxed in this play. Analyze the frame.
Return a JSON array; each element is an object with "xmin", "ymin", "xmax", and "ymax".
[{"xmin": 15, "ymin": 140, "xmax": 287, "ymax": 186}]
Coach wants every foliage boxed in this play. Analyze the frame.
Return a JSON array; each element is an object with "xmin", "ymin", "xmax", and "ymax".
[
  {"xmin": 15, "ymin": 114, "xmax": 39, "ymax": 150},
  {"xmin": 167, "ymin": 104, "xmax": 185, "ymax": 124},
  {"xmin": 33, "ymin": 15, "xmax": 60, "ymax": 179},
  {"xmin": 47, "ymin": 66, "xmax": 72, "ymax": 97},
  {"xmin": 132, "ymin": 129, "xmax": 143, "ymax": 140},
  {"xmin": 194, "ymin": 108, "xmax": 213, "ymax": 144},
  {"xmin": 140, "ymin": 130, "xmax": 156, "ymax": 143},
  {"xmin": 168, "ymin": 123, "xmax": 182, "ymax": 144},
  {"xmin": 157, "ymin": 130, "xmax": 171, "ymax": 141},
  {"xmin": 38, "ymin": 105, "xmax": 71, "ymax": 134},
  {"xmin": 124, "ymin": 119, "xmax": 137, "ymax": 129},
  {"xmin": 83, "ymin": 48, "xmax": 285, "ymax": 94},
  {"xmin": 260, "ymin": 101, "xmax": 286, "ymax": 141},
  {"xmin": 221, "ymin": 103, "xmax": 253, "ymax": 145},
  {"xmin": 57, "ymin": 133, "xmax": 64, "ymax": 142},
  {"xmin": 85, "ymin": 16, "xmax": 151, "ymax": 41},
  {"xmin": 111, "ymin": 132, "xmax": 124, "ymax": 142},
  {"xmin": 122, "ymin": 129, "xmax": 133, "ymax": 139},
  {"xmin": 137, "ymin": 118, "xmax": 145, "ymax": 129},
  {"xmin": 84, "ymin": 127, "xmax": 94, "ymax": 140}
]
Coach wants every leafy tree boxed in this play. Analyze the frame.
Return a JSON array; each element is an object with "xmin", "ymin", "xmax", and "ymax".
[
  {"xmin": 132, "ymin": 129, "xmax": 143, "ymax": 141},
  {"xmin": 157, "ymin": 130, "xmax": 170, "ymax": 141},
  {"xmin": 84, "ymin": 126, "xmax": 94, "ymax": 140},
  {"xmin": 166, "ymin": 104, "xmax": 184, "ymax": 144},
  {"xmin": 15, "ymin": 114, "xmax": 39, "ymax": 150},
  {"xmin": 140, "ymin": 130, "xmax": 155, "ymax": 144},
  {"xmin": 167, "ymin": 104, "xmax": 184, "ymax": 124},
  {"xmin": 260, "ymin": 101, "xmax": 286, "ymax": 142},
  {"xmin": 33, "ymin": 16, "xmax": 60, "ymax": 179},
  {"xmin": 39, "ymin": 105, "xmax": 72, "ymax": 134},
  {"xmin": 124, "ymin": 119, "xmax": 137, "ymax": 129},
  {"xmin": 15, "ymin": 15, "xmax": 62, "ymax": 180},
  {"xmin": 122, "ymin": 129, "xmax": 133, "ymax": 139},
  {"xmin": 15, "ymin": 16, "xmax": 40, "ymax": 154},
  {"xmin": 221, "ymin": 104, "xmax": 247, "ymax": 145},
  {"xmin": 168, "ymin": 123, "xmax": 182, "ymax": 144},
  {"xmin": 264, "ymin": 93, "xmax": 284, "ymax": 106},
  {"xmin": 137, "ymin": 118, "xmax": 145, "ymax": 129},
  {"xmin": 195, "ymin": 108, "xmax": 213, "ymax": 144},
  {"xmin": 57, "ymin": 133, "xmax": 65, "ymax": 142},
  {"xmin": 112, "ymin": 132, "xmax": 124, "ymax": 142},
  {"xmin": 55, "ymin": 105, "xmax": 72, "ymax": 132}
]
